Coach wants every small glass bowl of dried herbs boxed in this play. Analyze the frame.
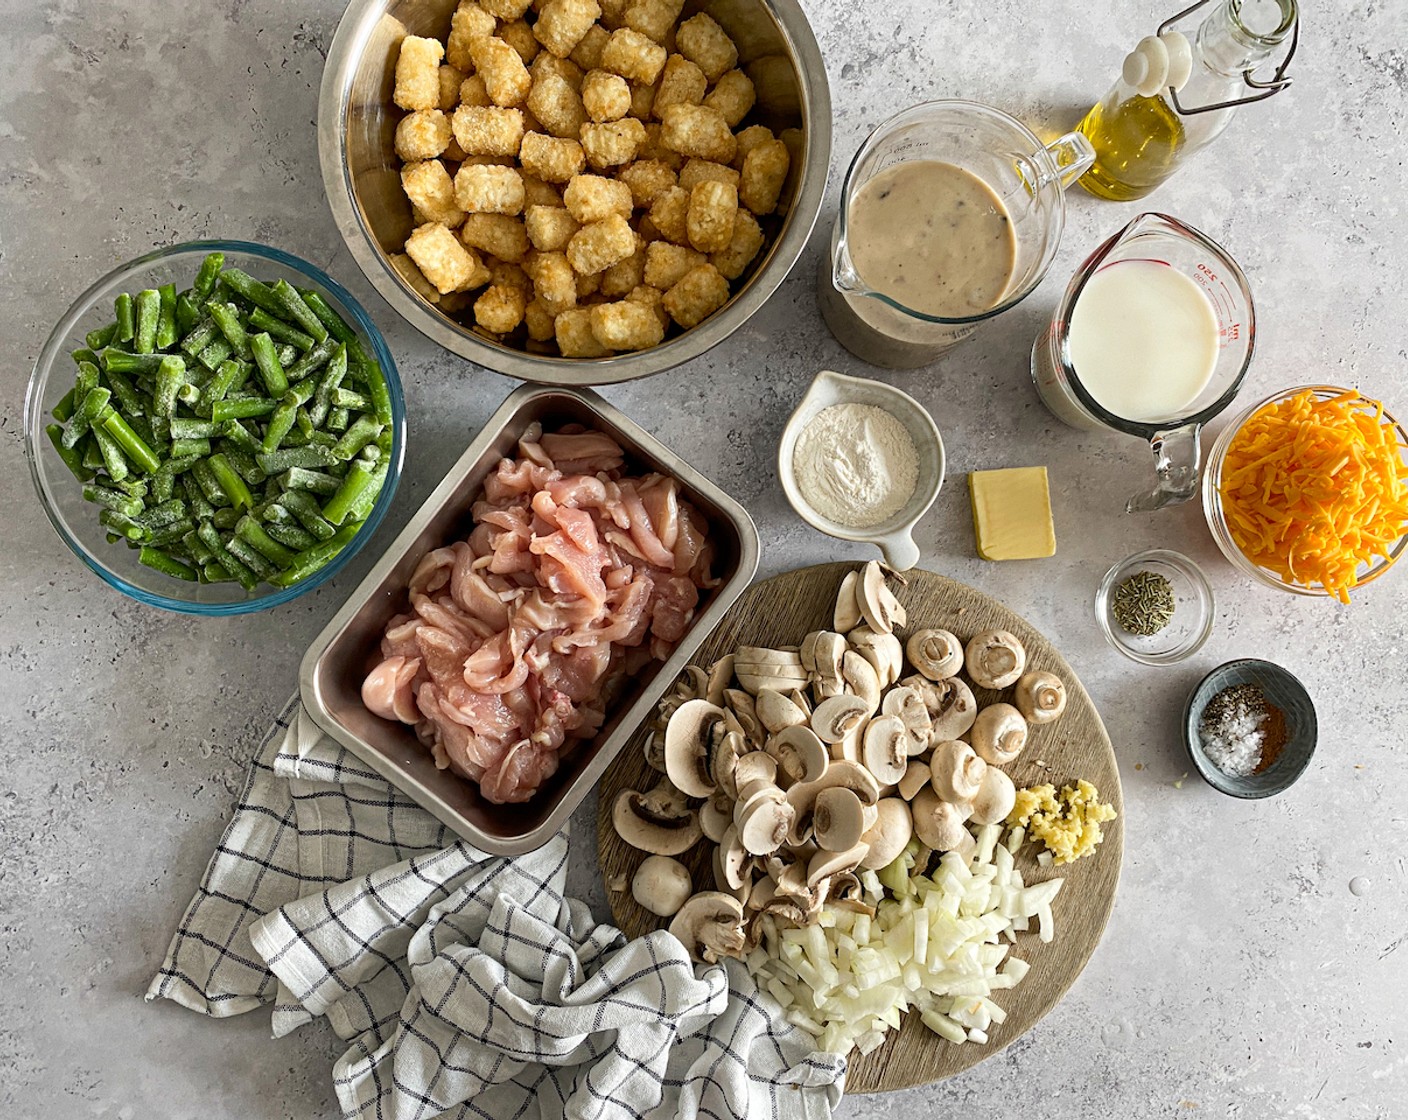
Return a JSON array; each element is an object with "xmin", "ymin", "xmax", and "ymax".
[{"xmin": 1096, "ymin": 548, "xmax": 1215, "ymax": 665}]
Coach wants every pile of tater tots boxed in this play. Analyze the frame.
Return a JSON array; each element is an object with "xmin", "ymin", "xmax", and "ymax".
[{"xmin": 390, "ymin": 0, "xmax": 798, "ymax": 357}]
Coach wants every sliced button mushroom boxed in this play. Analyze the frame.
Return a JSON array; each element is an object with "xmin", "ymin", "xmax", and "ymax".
[
  {"xmin": 765, "ymin": 725, "xmax": 828, "ymax": 785},
  {"xmin": 813, "ymin": 758, "xmax": 881, "ymax": 806},
  {"xmin": 881, "ymin": 685, "xmax": 933, "ymax": 753},
  {"xmin": 813, "ymin": 786, "xmax": 866, "ymax": 851},
  {"xmin": 669, "ymin": 892, "xmax": 747, "ymax": 963},
  {"xmin": 906, "ymin": 628, "xmax": 964, "ymax": 681},
  {"xmin": 858, "ymin": 561, "xmax": 906, "ymax": 635},
  {"xmin": 841, "ymin": 650, "xmax": 882, "ymax": 711},
  {"xmin": 786, "ymin": 687, "xmax": 812, "ymax": 718},
  {"xmin": 644, "ymin": 730, "xmax": 667, "ymax": 773},
  {"xmin": 1014, "ymin": 670, "xmax": 1067, "ymax": 725},
  {"xmin": 811, "ymin": 694, "xmax": 871, "ymax": 744},
  {"xmin": 859, "ymin": 800, "xmax": 879, "ymax": 833},
  {"xmin": 722, "ymin": 689, "xmax": 765, "ymax": 745},
  {"xmin": 862, "ymin": 715, "xmax": 909, "ymax": 786},
  {"xmin": 906, "ymin": 674, "xmax": 978, "ymax": 741},
  {"xmin": 632, "ymin": 855, "xmax": 694, "ymax": 917},
  {"xmin": 859, "ymin": 798, "xmax": 914, "ymax": 870},
  {"xmin": 929, "ymin": 739, "xmax": 988, "ymax": 804},
  {"xmin": 613, "ymin": 786, "xmax": 703, "ymax": 856},
  {"xmin": 833, "ymin": 569, "xmax": 863, "ymax": 632},
  {"xmin": 663, "ymin": 699, "xmax": 729, "ymax": 798},
  {"xmin": 969, "ymin": 766, "xmax": 1017, "ymax": 826},
  {"xmin": 737, "ymin": 788, "xmax": 794, "ymax": 855},
  {"xmin": 848, "ymin": 626, "xmax": 904, "ymax": 687},
  {"xmin": 970, "ymin": 702, "xmax": 1028, "ymax": 765},
  {"xmin": 718, "ymin": 823, "xmax": 750, "ymax": 888},
  {"xmin": 746, "ymin": 875, "xmax": 777, "ymax": 912},
  {"xmin": 733, "ymin": 749, "xmax": 779, "ymax": 791},
  {"xmin": 897, "ymin": 759, "xmax": 931, "ymax": 801},
  {"xmin": 677, "ymin": 664, "xmax": 710, "ymax": 702},
  {"xmin": 712, "ymin": 845, "xmax": 751, "ymax": 903},
  {"xmin": 827, "ymin": 871, "xmax": 873, "ymax": 915},
  {"xmin": 965, "ymin": 629, "xmax": 1027, "ymax": 690},
  {"xmin": 704, "ymin": 656, "xmax": 733, "ymax": 706},
  {"xmin": 809, "ymin": 632, "xmax": 848, "ymax": 699},
  {"xmin": 699, "ymin": 791, "xmax": 732, "ymax": 843},
  {"xmin": 807, "ymin": 841, "xmax": 870, "ymax": 887},
  {"xmin": 911, "ymin": 787, "xmax": 973, "ymax": 852},
  {"xmin": 754, "ymin": 688, "xmax": 808, "ymax": 734},
  {"xmin": 829, "ymin": 726, "xmax": 862, "ymax": 765}
]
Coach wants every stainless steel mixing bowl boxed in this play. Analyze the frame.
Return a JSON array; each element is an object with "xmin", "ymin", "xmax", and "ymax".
[{"xmin": 318, "ymin": 0, "xmax": 831, "ymax": 385}]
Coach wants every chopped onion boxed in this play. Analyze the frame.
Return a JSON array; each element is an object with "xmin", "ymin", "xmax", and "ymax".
[{"xmin": 747, "ymin": 824, "xmax": 1065, "ymax": 1057}]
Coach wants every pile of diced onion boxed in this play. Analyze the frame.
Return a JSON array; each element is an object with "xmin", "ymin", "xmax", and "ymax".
[{"xmin": 746, "ymin": 824, "xmax": 1063, "ymax": 1057}]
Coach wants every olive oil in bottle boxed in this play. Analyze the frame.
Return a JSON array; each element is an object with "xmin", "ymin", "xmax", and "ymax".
[{"xmin": 1077, "ymin": 91, "xmax": 1186, "ymax": 202}]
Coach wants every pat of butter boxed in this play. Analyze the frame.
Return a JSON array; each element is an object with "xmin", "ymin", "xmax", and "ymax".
[{"xmin": 968, "ymin": 467, "xmax": 1056, "ymax": 561}]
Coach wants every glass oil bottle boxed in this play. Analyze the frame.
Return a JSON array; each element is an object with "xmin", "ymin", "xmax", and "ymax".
[{"xmin": 1077, "ymin": 0, "xmax": 1298, "ymax": 201}]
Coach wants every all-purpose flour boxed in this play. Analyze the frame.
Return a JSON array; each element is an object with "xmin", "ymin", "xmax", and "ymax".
[{"xmin": 792, "ymin": 403, "xmax": 919, "ymax": 529}]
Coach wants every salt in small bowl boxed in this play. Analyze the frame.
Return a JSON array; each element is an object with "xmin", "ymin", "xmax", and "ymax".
[
  {"xmin": 777, "ymin": 369, "xmax": 944, "ymax": 571},
  {"xmin": 1183, "ymin": 658, "xmax": 1318, "ymax": 798}
]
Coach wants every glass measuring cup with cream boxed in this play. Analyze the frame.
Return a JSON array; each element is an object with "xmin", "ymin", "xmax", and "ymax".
[
  {"xmin": 1031, "ymin": 212, "xmax": 1255, "ymax": 512},
  {"xmin": 820, "ymin": 100, "xmax": 1096, "ymax": 369}
]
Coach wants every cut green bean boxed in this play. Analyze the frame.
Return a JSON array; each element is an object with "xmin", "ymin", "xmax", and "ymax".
[
  {"xmin": 207, "ymin": 300, "xmax": 253, "ymax": 360},
  {"xmin": 196, "ymin": 521, "xmax": 257, "ymax": 590},
  {"xmin": 211, "ymin": 398, "xmax": 277, "ymax": 422},
  {"xmin": 212, "ymin": 506, "xmax": 242, "ymax": 530},
  {"xmin": 270, "ymin": 279, "xmax": 328, "ymax": 342},
  {"xmin": 103, "ymin": 369, "xmax": 145, "ymax": 419},
  {"xmin": 278, "ymin": 489, "xmax": 337, "ymax": 540},
  {"xmin": 100, "ymin": 410, "xmax": 161, "ymax": 474},
  {"xmin": 220, "ymin": 419, "xmax": 264, "ymax": 455},
  {"xmin": 256, "ymin": 444, "xmax": 333, "ymax": 474},
  {"xmin": 234, "ymin": 514, "xmax": 297, "ymax": 567},
  {"xmin": 180, "ymin": 318, "xmax": 220, "ymax": 357},
  {"xmin": 321, "ymin": 459, "xmax": 376, "ymax": 525},
  {"xmin": 225, "ymin": 536, "xmax": 276, "ymax": 579},
  {"xmin": 284, "ymin": 338, "xmax": 336, "ymax": 383},
  {"xmin": 295, "ymin": 407, "xmax": 315, "ymax": 438},
  {"xmin": 154, "ymin": 356, "xmax": 186, "ymax": 419},
  {"xmin": 327, "ymin": 407, "xmax": 350, "ymax": 432},
  {"xmin": 52, "ymin": 387, "xmax": 77, "ymax": 424},
  {"xmin": 207, "ymin": 453, "xmax": 255, "ymax": 511},
  {"xmin": 362, "ymin": 359, "xmax": 393, "ymax": 427},
  {"xmin": 280, "ymin": 467, "xmax": 340, "ymax": 495},
  {"xmin": 330, "ymin": 387, "xmax": 370, "ymax": 411},
  {"xmin": 190, "ymin": 459, "xmax": 230, "ymax": 506},
  {"xmin": 268, "ymin": 522, "xmax": 359, "ymax": 587},
  {"xmin": 346, "ymin": 460, "xmax": 389, "ymax": 522},
  {"xmin": 249, "ymin": 332, "xmax": 289, "ymax": 397},
  {"xmin": 169, "ymin": 437, "xmax": 211, "ymax": 458},
  {"xmin": 62, "ymin": 386, "xmax": 111, "ymax": 448},
  {"xmin": 247, "ymin": 307, "xmax": 316, "ymax": 352},
  {"xmin": 136, "ymin": 498, "xmax": 188, "ymax": 531},
  {"xmin": 47, "ymin": 424, "xmax": 95, "ymax": 482},
  {"xmin": 266, "ymin": 522, "xmax": 317, "ymax": 550},
  {"xmin": 144, "ymin": 519, "xmax": 196, "ymax": 549},
  {"xmin": 309, "ymin": 344, "xmax": 347, "ymax": 427},
  {"xmin": 331, "ymin": 415, "xmax": 383, "ymax": 462},
  {"xmin": 175, "ymin": 292, "xmax": 201, "ymax": 334},
  {"xmin": 139, "ymin": 547, "xmax": 198, "ymax": 581},
  {"xmin": 221, "ymin": 448, "xmax": 265, "ymax": 486},
  {"xmin": 134, "ymin": 289, "xmax": 160, "ymax": 354},
  {"xmin": 217, "ymin": 268, "xmax": 282, "ymax": 316},
  {"xmin": 156, "ymin": 284, "xmax": 178, "ymax": 349},
  {"xmin": 196, "ymin": 337, "xmax": 234, "ymax": 373},
  {"xmin": 86, "ymin": 322, "xmax": 119, "ymax": 352},
  {"xmin": 100, "ymin": 508, "xmax": 144, "ymax": 540},
  {"xmin": 199, "ymin": 358, "xmax": 245, "ymax": 412},
  {"xmin": 167, "ymin": 417, "xmax": 219, "ymax": 439},
  {"xmin": 92, "ymin": 422, "xmax": 130, "ymax": 483},
  {"xmin": 194, "ymin": 252, "xmax": 225, "ymax": 300},
  {"xmin": 101, "ymin": 348, "xmax": 165, "ymax": 375},
  {"xmin": 83, "ymin": 483, "xmax": 143, "ymax": 517},
  {"xmin": 115, "ymin": 292, "xmax": 135, "ymax": 342}
]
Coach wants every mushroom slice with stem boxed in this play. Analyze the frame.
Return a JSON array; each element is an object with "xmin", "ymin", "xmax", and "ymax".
[
  {"xmin": 699, "ymin": 791, "xmax": 732, "ymax": 843},
  {"xmin": 677, "ymin": 665, "xmax": 710, "ymax": 702},
  {"xmin": 881, "ymin": 685, "xmax": 933, "ymax": 752},
  {"xmin": 911, "ymin": 787, "xmax": 973, "ymax": 852},
  {"xmin": 965, "ymin": 629, "xmax": 1027, "ymax": 690},
  {"xmin": 969, "ymin": 766, "xmax": 1017, "ymax": 826},
  {"xmin": 722, "ymin": 689, "xmax": 765, "ymax": 746},
  {"xmin": 833, "ymin": 569, "xmax": 863, "ymax": 632},
  {"xmin": 906, "ymin": 675, "xmax": 978, "ymax": 741},
  {"xmin": 859, "ymin": 798, "xmax": 914, "ymax": 869},
  {"xmin": 669, "ymin": 892, "xmax": 748, "ymax": 963},
  {"xmin": 733, "ymin": 750, "xmax": 779, "ymax": 791},
  {"xmin": 897, "ymin": 760, "xmax": 931, "ymax": 801},
  {"xmin": 828, "ymin": 871, "xmax": 875, "ymax": 915},
  {"xmin": 754, "ymin": 688, "xmax": 809, "ymax": 734},
  {"xmin": 970, "ymin": 702, "xmax": 1028, "ymax": 765},
  {"xmin": 613, "ymin": 786, "xmax": 703, "ymax": 856},
  {"xmin": 718, "ymin": 824, "xmax": 751, "ymax": 889},
  {"xmin": 1014, "ymin": 670, "xmax": 1067, "ymax": 725},
  {"xmin": 704, "ymin": 656, "xmax": 734, "ymax": 706},
  {"xmin": 644, "ymin": 731, "xmax": 667, "ymax": 773},
  {"xmin": 848, "ymin": 626, "xmax": 904, "ymax": 688},
  {"xmin": 816, "ymin": 758, "xmax": 882, "ymax": 806},
  {"xmin": 811, "ymin": 694, "xmax": 871, "ymax": 745},
  {"xmin": 929, "ymin": 739, "xmax": 987, "ymax": 804},
  {"xmin": 809, "ymin": 632, "xmax": 848, "ymax": 699},
  {"xmin": 712, "ymin": 845, "xmax": 751, "ymax": 903},
  {"xmin": 858, "ymin": 561, "xmax": 906, "ymax": 635},
  {"xmin": 632, "ymin": 855, "xmax": 694, "ymax": 917},
  {"xmin": 737, "ymin": 788, "xmax": 794, "ymax": 855},
  {"xmin": 766, "ymin": 725, "xmax": 828, "ymax": 785},
  {"xmin": 862, "ymin": 715, "xmax": 909, "ymax": 786},
  {"xmin": 807, "ymin": 842, "xmax": 871, "ymax": 887},
  {"xmin": 813, "ymin": 786, "xmax": 867, "ymax": 851},
  {"xmin": 906, "ymin": 628, "xmax": 964, "ymax": 681},
  {"xmin": 664, "ymin": 699, "xmax": 729, "ymax": 798},
  {"xmin": 746, "ymin": 875, "xmax": 777, "ymax": 912},
  {"xmin": 841, "ymin": 650, "xmax": 882, "ymax": 712}
]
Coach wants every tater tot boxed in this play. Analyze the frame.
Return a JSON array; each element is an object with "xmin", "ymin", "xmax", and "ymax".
[
  {"xmin": 470, "ymin": 36, "xmax": 533, "ymax": 106},
  {"xmin": 391, "ymin": 252, "xmax": 441, "ymax": 302},
  {"xmin": 600, "ymin": 237, "xmax": 646, "ymax": 296},
  {"xmin": 402, "ymin": 160, "xmax": 465, "ymax": 226},
  {"xmin": 600, "ymin": 28, "xmax": 667, "ymax": 84},
  {"xmin": 686, "ymin": 180, "xmax": 737, "ymax": 253},
  {"xmin": 394, "ymin": 36, "xmax": 445, "ymax": 111},
  {"xmin": 661, "ymin": 262, "xmax": 730, "ymax": 328},
  {"xmin": 530, "ymin": 250, "xmax": 578, "ymax": 312},
  {"xmin": 638, "ymin": 122, "xmax": 682, "ymax": 168},
  {"xmin": 519, "ymin": 131, "xmax": 586, "ymax": 182},
  {"xmin": 703, "ymin": 69, "xmax": 755, "ymax": 128},
  {"xmin": 580, "ymin": 118, "xmax": 647, "ymax": 168},
  {"xmin": 459, "ymin": 74, "xmax": 492, "ymax": 108},
  {"xmin": 618, "ymin": 159, "xmax": 677, "ymax": 207},
  {"xmin": 581, "ymin": 69, "xmax": 631, "ymax": 122},
  {"xmin": 590, "ymin": 300, "xmax": 665, "ymax": 350},
  {"xmin": 524, "ymin": 298, "xmax": 557, "ymax": 341},
  {"xmin": 732, "ymin": 123, "xmax": 774, "ymax": 168},
  {"xmin": 626, "ymin": 283, "xmax": 670, "ymax": 330},
  {"xmin": 534, "ymin": 0, "xmax": 601, "ymax": 58},
  {"xmin": 576, "ymin": 269, "xmax": 602, "ymax": 298},
  {"xmin": 675, "ymin": 13, "xmax": 737, "ymax": 81},
  {"xmin": 447, "ymin": 3, "xmax": 496, "ymax": 71},
  {"xmin": 474, "ymin": 283, "xmax": 529, "ymax": 332},
  {"xmin": 396, "ymin": 110, "xmax": 453, "ymax": 161},
  {"xmin": 439, "ymin": 288, "xmax": 476, "ymax": 314},
  {"xmin": 678, "ymin": 158, "xmax": 739, "ymax": 191},
  {"xmin": 647, "ymin": 184, "xmax": 690, "ymax": 244},
  {"xmin": 709, "ymin": 208, "xmax": 763, "ymax": 280},
  {"xmin": 481, "ymin": 0, "xmax": 533, "ymax": 18},
  {"xmin": 522, "ymin": 172, "xmax": 566, "ymax": 206},
  {"xmin": 499, "ymin": 18, "xmax": 541, "ymax": 64},
  {"xmin": 597, "ymin": 0, "xmax": 629, "ymax": 28},
  {"xmin": 527, "ymin": 73, "xmax": 587, "ymax": 139},
  {"xmin": 624, "ymin": 0, "xmax": 684, "ymax": 43},
  {"xmin": 460, "ymin": 213, "xmax": 531, "ymax": 262},
  {"xmin": 563, "ymin": 173, "xmax": 634, "ymax": 222},
  {"xmin": 459, "ymin": 154, "xmax": 515, "ymax": 167},
  {"xmin": 653, "ymin": 54, "xmax": 706, "ymax": 118},
  {"xmin": 566, "ymin": 213, "xmax": 637, "ymax": 274},
  {"xmin": 525, "ymin": 203, "xmax": 582, "ymax": 250},
  {"xmin": 659, "ymin": 103, "xmax": 735, "ymax": 163},
  {"xmin": 452, "ymin": 106, "xmax": 526, "ymax": 156},
  {"xmin": 555, "ymin": 307, "xmax": 611, "ymax": 356},
  {"xmin": 490, "ymin": 257, "xmax": 533, "ymax": 291},
  {"xmin": 532, "ymin": 52, "xmax": 585, "ymax": 90},
  {"xmin": 643, "ymin": 240, "xmax": 705, "ymax": 289},
  {"xmin": 739, "ymin": 137, "xmax": 789, "ymax": 215},
  {"xmin": 406, "ymin": 222, "xmax": 489, "ymax": 293},
  {"xmin": 438, "ymin": 65, "xmax": 467, "ymax": 110},
  {"xmin": 454, "ymin": 163, "xmax": 526, "ymax": 214}
]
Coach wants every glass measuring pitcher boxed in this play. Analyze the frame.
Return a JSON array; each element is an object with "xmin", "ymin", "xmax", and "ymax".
[
  {"xmin": 1031, "ymin": 212, "xmax": 1255, "ymax": 512},
  {"xmin": 819, "ymin": 100, "xmax": 1096, "ymax": 369}
]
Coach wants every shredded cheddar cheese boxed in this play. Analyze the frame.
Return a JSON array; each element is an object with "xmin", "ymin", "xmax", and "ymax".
[{"xmin": 1219, "ymin": 389, "xmax": 1408, "ymax": 602}]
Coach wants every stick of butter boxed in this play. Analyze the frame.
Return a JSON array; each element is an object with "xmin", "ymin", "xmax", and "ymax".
[{"xmin": 968, "ymin": 467, "xmax": 1056, "ymax": 561}]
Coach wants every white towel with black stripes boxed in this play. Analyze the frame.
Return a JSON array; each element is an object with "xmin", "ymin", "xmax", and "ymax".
[{"xmin": 146, "ymin": 698, "xmax": 845, "ymax": 1120}]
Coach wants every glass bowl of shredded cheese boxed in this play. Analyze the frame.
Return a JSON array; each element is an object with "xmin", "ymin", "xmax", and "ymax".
[{"xmin": 1202, "ymin": 385, "xmax": 1408, "ymax": 602}]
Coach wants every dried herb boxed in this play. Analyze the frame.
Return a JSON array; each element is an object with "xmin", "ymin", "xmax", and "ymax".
[{"xmin": 1112, "ymin": 570, "xmax": 1175, "ymax": 636}]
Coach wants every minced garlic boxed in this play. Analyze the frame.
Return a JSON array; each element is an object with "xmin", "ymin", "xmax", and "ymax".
[{"xmin": 1007, "ymin": 779, "xmax": 1117, "ymax": 865}]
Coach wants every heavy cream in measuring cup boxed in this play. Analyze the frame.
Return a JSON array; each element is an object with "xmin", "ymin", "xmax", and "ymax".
[
  {"xmin": 848, "ymin": 161, "xmax": 1017, "ymax": 317},
  {"xmin": 1067, "ymin": 260, "xmax": 1219, "ymax": 422}
]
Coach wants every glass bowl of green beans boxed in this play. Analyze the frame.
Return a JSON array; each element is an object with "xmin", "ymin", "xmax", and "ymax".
[{"xmin": 24, "ymin": 240, "xmax": 405, "ymax": 614}]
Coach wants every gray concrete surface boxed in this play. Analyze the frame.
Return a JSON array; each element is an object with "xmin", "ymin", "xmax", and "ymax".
[{"xmin": 2, "ymin": 0, "xmax": 1405, "ymax": 1116}]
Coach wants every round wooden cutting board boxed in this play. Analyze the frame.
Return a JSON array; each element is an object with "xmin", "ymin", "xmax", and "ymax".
[{"xmin": 596, "ymin": 562, "xmax": 1123, "ymax": 1093}]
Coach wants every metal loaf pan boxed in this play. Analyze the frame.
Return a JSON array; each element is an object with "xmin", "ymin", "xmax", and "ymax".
[{"xmin": 299, "ymin": 385, "xmax": 759, "ymax": 855}]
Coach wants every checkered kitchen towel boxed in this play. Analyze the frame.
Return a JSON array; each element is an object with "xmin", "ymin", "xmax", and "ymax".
[{"xmin": 146, "ymin": 697, "xmax": 845, "ymax": 1120}]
